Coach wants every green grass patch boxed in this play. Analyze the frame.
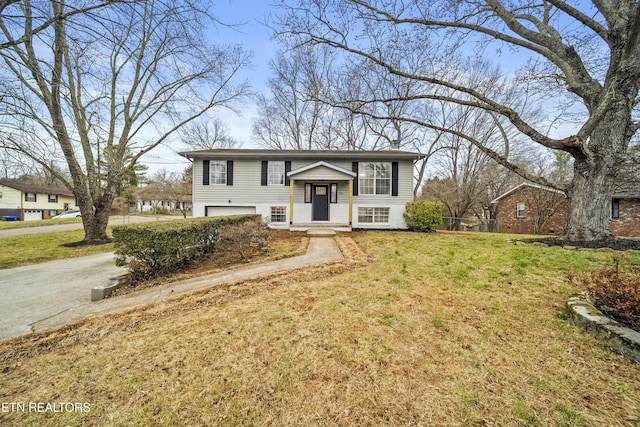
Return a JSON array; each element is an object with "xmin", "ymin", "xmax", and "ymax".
[
  {"xmin": 0, "ymin": 217, "xmax": 82, "ymax": 230},
  {"xmin": 0, "ymin": 229, "xmax": 114, "ymax": 269}
]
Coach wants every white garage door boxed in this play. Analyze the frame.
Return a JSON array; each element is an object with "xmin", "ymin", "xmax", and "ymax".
[
  {"xmin": 206, "ymin": 206, "xmax": 256, "ymax": 217},
  {"xmin": 24, "ymin": 210, "xmax": 42, "ymax": 221}
]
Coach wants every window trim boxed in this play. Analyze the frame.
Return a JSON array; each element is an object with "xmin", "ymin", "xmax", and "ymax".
[
  {"xmin": 304, "ymin": 183, "xmax": 312, "ymax": 203},
  {"xmin": 25, "ymin": 192, "xmax": 36, "ymax": 202},
  {"xmin": 516, "ymin": 202, "xmax": 525, "ymax": 218},
  {"xmin": 209, "ymin": 160, "xmax": 227, "ymax": 185},
  {"xmin": 48, "ymin": 194, "xmax": 58, "ymax": 203},
  {"xmin": 358, "ymin": 207, "xmax": 390, "ymax": 224},
  {"xmin": 612, "ymin": 198, "xmax": 620, "ymax": 219},
  {"xmin": 358, "ymin": 162, "xmax": 392, "ymax": 195},
  {"xmin": 270, "ymin": 206, "xmax": 286, "ymax": 223},
  {"xmin": 268, "ymin": 161, "xmax": 286, "ymax": 186},
  {"xmin": 330, "ymin": 183, "xmax": 338, "ymax": 203}
]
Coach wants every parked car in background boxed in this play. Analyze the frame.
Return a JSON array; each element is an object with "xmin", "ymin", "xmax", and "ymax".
[{"xmin": 52, "ymin": 210, "xmax": 81, "ymax": 219}]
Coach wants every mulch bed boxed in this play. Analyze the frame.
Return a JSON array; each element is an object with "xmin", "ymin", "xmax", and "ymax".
[{"xmin": 522, "ymin": 236, "xmax": 640, "ymax": 251}]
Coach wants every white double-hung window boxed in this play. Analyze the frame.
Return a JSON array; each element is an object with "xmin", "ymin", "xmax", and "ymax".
[
  {"xmin": 209, "ymin": 161, "xmax": 227, "ymax": 185},
  {"xmin": 359, "ymin": 162, "xmax": 391, "ymax": 195},
  {"xmin": 268, "ymin": 161, "xmax": 285, "ymax": 185}
]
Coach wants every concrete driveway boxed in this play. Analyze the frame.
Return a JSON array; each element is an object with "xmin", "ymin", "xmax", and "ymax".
[{"xmin": 0, "ymin": 252, "xmax": 126, "ymax": 340}]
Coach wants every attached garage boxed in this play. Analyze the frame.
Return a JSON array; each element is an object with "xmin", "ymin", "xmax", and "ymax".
[
  {"xmin": 206, "ymin": 206, "xmax": 256, "ymax": 217},
  {"xmin": 23, "ymin": 210, "xmax": 43, "ymax": 221}
]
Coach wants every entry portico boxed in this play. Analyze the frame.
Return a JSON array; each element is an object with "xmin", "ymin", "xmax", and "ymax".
[{"xmin": 287, "ymin": 161, "xmax": 356, "ymax": 227}]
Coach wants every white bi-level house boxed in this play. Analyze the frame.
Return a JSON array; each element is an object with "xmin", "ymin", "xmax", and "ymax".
[{"xmin": 180, "ymin": 149, "xmax": 424, "ymax": 229}]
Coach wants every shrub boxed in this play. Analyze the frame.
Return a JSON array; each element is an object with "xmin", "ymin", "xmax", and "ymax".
[
  {"xmin": 575, "ymin": 255, "xmax": 640, "ymax": 330},
  {"xmin": 218, "ymin": 218, "xmax": 271, "ymax": 262},
  {"xmin": 403, "ymin": 200, "xmax": 443, "ymax": 232},
  {"xmin": 113, "ymin": 214, "xmax": 260, "ymax": 280}
]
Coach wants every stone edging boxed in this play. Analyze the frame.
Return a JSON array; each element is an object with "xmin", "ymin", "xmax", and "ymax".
[{"xmin": 567, "ymin": 295, "xmax": 640, "ymax": 364}]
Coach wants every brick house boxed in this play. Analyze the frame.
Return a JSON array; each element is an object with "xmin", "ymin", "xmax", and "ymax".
[
  {"xmin": 492, "ymin": 182, "xmax": 640, "ymax": 237},
  {"xmin": 609, "ymin": 183, "xmax": 640, "ymax": 237},
  {"xmin": 491, "ymin": 183, "xmax": 568, "ymax": 235}
]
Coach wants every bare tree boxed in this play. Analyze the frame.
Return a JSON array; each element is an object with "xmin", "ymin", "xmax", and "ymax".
[
  {"xmin": 179, "ymin": 118, "xmax": 240, "ymax": 150},
  {"xmin": 0, "ymin": 0, "xmax": 251, "ymax": 243},
  {"xmin": 278, "ymin": 0, "xmax": 640, "ymax": 242},
  {"xmin": 252, "ymin": 45, "xmax": 336, "ymax": 149}
]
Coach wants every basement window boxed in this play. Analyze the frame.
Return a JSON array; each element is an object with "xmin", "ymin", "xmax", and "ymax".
[{"xmin": 271, "ymin": 206, "xmax": 286, "ymax": 223}]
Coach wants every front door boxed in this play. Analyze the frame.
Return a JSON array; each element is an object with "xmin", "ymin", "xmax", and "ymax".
[{"xmin": 312, "ymin": 185, "xmax": 329, "ymax": 221}]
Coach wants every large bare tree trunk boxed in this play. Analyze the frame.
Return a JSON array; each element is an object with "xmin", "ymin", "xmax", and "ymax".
[{"xmin": 566, "ymin": 99, "xmax": 634, "ymax": 241}]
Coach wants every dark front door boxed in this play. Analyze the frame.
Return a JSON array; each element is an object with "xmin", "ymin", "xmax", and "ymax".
[{"xmin": 312, "ymin": 185, "xmax": 329, "ymax": 221}]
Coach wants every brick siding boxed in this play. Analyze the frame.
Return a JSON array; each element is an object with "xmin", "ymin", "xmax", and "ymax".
[
  {"xmin": 495, "ymin": 186, "xmax": 567, "ymax": 235},
  {"xmin": 610, "ymin": 198, "xmax": 640, "ymax": 237},
  {"xmin": 496, "ymin": 186, "xmax": 640, "ymax": 237}
]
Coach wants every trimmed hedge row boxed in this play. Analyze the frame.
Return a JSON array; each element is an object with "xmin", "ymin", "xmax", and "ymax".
[{"xmin": 113, "ymin": 215, "xmax": 260, "ymax": 276}]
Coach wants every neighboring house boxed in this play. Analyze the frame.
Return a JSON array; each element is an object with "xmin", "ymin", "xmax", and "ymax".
[
  {"xmin": 492, "ymin": 182, "xmax": 640, "ymax": 237},
  {"xmin": 180, "ymin": 149, "xmax": 425, "ymax": 229},
  {"xmin": 0, "ymin": 179, "xmax": 78, "ymax": 221},
  {"xmin": 610, "ymin": 182, "xmax": 640, "ymax": 237}
]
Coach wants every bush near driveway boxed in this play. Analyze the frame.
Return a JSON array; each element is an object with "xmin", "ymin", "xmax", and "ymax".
[{"xmin": 113, "ymin": 215, "xmax": 259, "ymax": 280}]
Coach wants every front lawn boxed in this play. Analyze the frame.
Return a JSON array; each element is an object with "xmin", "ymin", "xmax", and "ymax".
[{"xmin": 1, "ymin": 231, "xmax": 639, "ymax": 425}]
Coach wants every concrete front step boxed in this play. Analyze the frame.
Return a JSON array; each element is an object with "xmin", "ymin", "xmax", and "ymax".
[{"xmin": 306, "ymin": 228, "xmax": 337, "ymax": 237}]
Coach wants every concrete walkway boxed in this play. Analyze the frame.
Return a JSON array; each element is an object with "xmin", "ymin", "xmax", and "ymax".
[{"xmin": 0, "ymin": 237, "xmax": 343, "ymax": 340}]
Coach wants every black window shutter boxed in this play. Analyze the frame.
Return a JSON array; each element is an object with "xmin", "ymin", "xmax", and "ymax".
[
  {"xmin": 203, "ymin": 160, "xmax": 210, "ymax": 186},
  {"xmin": 392, "ymin": 162, "xmax": 399, "ymax": 196},
  {"xmin": 226, "ymin": 160, "xmax": 234, "ymax": 186},
  {"xmin": 261, "ymin": 161, "xmax": 268, "ymax": 186},
  {"xmin": 284, "ymin": 161, "xmax": 292, "ymax": 186},
  {"xmin": 352, "ymin": 162, "xmax": 359, "ymax": 195}
]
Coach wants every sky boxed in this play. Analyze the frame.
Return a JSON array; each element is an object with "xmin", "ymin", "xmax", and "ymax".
[{"xmin": 141, "ymin": 1, "xmax": 279, "ymax": 175}]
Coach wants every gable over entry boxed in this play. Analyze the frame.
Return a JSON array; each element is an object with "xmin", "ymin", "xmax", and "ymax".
[{"xmin": 287, "ymin": 161, "xmax": 356, "ymax": 225}]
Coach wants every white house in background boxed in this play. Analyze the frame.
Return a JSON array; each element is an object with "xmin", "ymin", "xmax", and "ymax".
[
  {"xmin": 180, "ymin": 149, "xmax": 425, "ymax": 229},
  {"xmin": 0, "ymin": 179, "xmax": 78, "ymax": 221}
]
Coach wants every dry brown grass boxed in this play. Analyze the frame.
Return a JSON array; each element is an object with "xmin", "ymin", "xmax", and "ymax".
[{"xmin": 1, "ymin": 231, "xmax": 639, "ymax": 426}]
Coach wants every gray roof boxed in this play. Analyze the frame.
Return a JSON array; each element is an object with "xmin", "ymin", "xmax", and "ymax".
[
  {"xmin": 0, "ymin": 179, "xmax": 74, "ymax": 197},
  {"xmin": 179, "ymin": 148, "xmax": 425, "ymax": 161}
]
